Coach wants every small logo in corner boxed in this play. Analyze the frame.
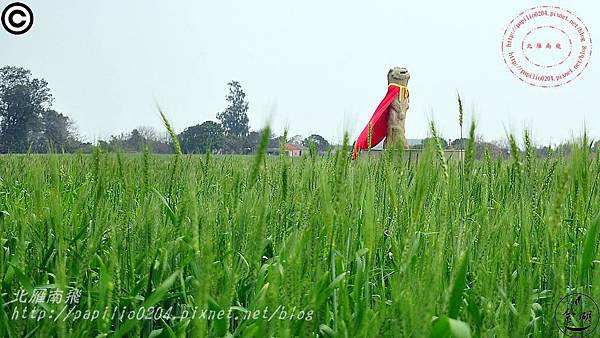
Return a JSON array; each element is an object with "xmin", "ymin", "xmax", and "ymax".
[
  {"xmin": 555, "ymin": 292, "xmax": 599, "ymax": 337},
  {"xmin": 2, "ymin": 2, "xmax": 34, "ymax": 35},
  {"xmin": 501, "ymin": 6, "xmax": 593, "ymax": 88}
]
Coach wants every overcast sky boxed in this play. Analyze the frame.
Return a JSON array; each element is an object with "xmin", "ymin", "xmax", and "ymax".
[{"xmin": 1, "ymin": 0, "xmax": 598, "ymax": 145}]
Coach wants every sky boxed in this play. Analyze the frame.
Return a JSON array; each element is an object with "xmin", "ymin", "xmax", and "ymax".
[{"xmin": 1, "ymin": 0, "xmax": 598, "ymax": 146}]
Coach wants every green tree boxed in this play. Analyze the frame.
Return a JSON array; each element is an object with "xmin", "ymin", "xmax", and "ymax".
[
  {"xmin": 243, "ymin": 130, "xmax": 262, "ymax": 154},
  {"xmin": 35, "ymin": 109, "xmax": 77, "ymax": 151},
  {"xmin": 125, "ymin": 129, "xmax": 145, "ymax": 151},
  {"xmin": 422, "ymin": 137, "xmax": 448, "ymax": 149},
  {"xmin": 302, "ymin": 134, "xmax": 330, "ymax": 152},
  {"xmin": 450, "ymin": 138, "xmax": 469, "ymax": 149},
  {"xmin": 179, "ymin": 121, "xmax": 224, "ymax": 154},
  {"xmin": 104, "ymin": 127, "xmax": 173, "ymax": 153},
  {"xmin": 136, "ymin": 126, "xmax": 173, "ymax": 153},
  {"xmin": 217, "ymin": 81, "xmax": 249, "ymax": 138},
  {"xmin": 0, "ymin": 66, "xmax": 53, "ymax": 152}
]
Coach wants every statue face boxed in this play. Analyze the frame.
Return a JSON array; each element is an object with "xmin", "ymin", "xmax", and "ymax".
[{"xmin": 387, "ymin": 67, "xmax": 410, "ymax": 86}]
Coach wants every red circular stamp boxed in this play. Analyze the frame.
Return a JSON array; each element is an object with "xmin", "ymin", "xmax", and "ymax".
[{"xmin": 501, "ymin": 6, "xmax": 592, "ymax": 88}]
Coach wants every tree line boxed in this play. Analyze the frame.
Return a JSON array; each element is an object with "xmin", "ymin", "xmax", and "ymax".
[
  {"xmin": 1, "ymin": 66, "xmax": 597, "ymax": 156},
  {"xmin": 0, "ymin": 66, "xmax": 80, "ymax": 153},
  {"xmin": 0, "ymin": 66, "xmax": 331, "ymax": 154}
]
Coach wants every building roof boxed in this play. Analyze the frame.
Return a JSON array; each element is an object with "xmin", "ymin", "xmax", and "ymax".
[{"xmin": 286, "ymin": 143, "xmax": 304, "ymax": 151}]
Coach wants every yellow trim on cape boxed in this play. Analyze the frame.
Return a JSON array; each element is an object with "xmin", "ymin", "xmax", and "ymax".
[{"xmin": 388, "ymin": 83, "xmax": 409, "ymax": 100}]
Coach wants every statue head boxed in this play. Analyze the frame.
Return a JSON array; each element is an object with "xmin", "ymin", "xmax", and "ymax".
[{"xmin": 387, "ymin": 67, "xmax": 410, "ymax": 86}]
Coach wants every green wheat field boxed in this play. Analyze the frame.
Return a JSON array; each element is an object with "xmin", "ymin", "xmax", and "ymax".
[{"xmin": 1, "ymin": 124, "xmax": 600, "ymax": 337}]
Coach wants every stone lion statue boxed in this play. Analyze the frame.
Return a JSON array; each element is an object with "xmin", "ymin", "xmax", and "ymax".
[{"xmin": 384, "ymin": 67, "xmax": 410, "ymax": 150}]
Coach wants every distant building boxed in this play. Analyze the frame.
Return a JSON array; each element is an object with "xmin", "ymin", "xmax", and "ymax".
[
  {"xmin": 286, "ymin": 143, "xmax": 304, "ymax": 156},
  {"xmin": 266, "ymin": 143, "xmax": 306, "ymax": 156}
]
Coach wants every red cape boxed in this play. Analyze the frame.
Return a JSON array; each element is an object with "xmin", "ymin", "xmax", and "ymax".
[{"xmin": 352, "ymin": 84, "xmax": 407, "ymax": 160}]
